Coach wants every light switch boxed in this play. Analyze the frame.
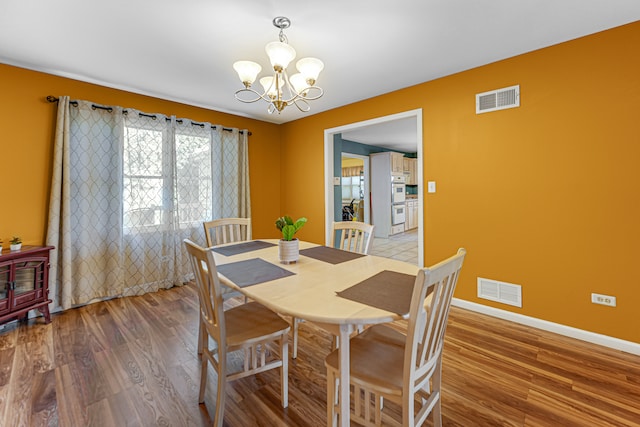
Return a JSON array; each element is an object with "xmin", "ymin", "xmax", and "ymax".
[
  {"xmin": 333, "ymin": 177, "xmax": 341, "ymax": 185},
  {"xmin": 427, "ymin": 181, "xmax": 436, "ymax": 193}
]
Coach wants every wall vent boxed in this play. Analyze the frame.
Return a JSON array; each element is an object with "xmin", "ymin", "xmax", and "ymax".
[
  {"xmin": 476, "ymin": 85, "xmax": 520, "ymax": 114},
  {"xmin": 477, "ymin": 277, "xmax": 522, "ymax": 307}
]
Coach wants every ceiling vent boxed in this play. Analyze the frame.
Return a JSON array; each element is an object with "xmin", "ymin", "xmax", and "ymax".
[
  {"xmin": 476, "ymin": 85, "xmax": 520, "ymax": 114},
  {"xmin": 477, "ymin": 277, "xmax": 522, "ymax": 308}
]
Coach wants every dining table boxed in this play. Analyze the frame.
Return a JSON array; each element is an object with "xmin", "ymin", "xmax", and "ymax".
[{"xmin": 210, "ymin": 239, "xmax": 419, "ymax": 427}]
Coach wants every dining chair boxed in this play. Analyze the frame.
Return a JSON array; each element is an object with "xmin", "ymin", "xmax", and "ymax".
[
  {"xmin": 203, "ymin": 217, "xmax": 252, "ymax": 246},
  {"xmin": 183, "ymin": 239, "xmax": 290, "ymax": 426},
  {"xmin": 200, "ymin": 217, "xmax": 252, "ymax": 354},
  {"xmin": 325, "ymin": 248, "xmax": 466, "ymax": 427},
  {"xmin": 292, "ymin": 220, "xmax": 375, "ymax": 359},
  {"xmin": 330, "ymin": 220, "xmax": 375, "ymax": 254}
]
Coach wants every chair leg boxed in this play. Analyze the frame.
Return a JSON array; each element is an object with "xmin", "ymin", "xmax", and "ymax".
[
  {"xmin": 213, "ymin": 352, "xmax": 227, "ymax": 427},
  {"xmin": 292, "ymin": 317, "xmax": 300, "ymax": 359},
  {"xmin": 432, "ymin": 360, "xmax": 443, "ymax": 427},
  {"xmin": 197, "ymin": 316, "xmax": 205, "ymax": 357},
  {"xmin": 199, "ymin": 353, "xmax": 208, "ymax": 403},
  {"xmin": 326, "ymin": 369, "xmax": 339, "ymax": 427},
  {"xmin": 403, "ymin": 391, "xmax": 415, "ymax": 427},
  {"xmin": 281, "ymin": 333, "xmax": 289, "ymax": 408}
]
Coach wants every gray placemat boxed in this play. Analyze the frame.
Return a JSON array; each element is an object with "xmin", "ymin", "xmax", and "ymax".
[
  {"xmin": 336, "ymin": 270, "xmax": 417, "ymax": 314},
  {"xmin": 299, "ymin": 246, "xmax": 366, "ymax": 264},
  {"xmin": 216, "ymin": 258, "xmax": 295, "ymax": 288},
  {"xmin": 211, "ymin": 240, "xmax": 276, "ymax": 256}
]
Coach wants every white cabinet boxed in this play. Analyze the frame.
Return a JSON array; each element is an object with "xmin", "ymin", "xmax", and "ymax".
[
  {"xmin": 404, "ymin": 208, "xmax": 410, "ymax": 231},
  {"xmin": 405, "ymin": 199, "xmax": 419, "ymax": 230}
]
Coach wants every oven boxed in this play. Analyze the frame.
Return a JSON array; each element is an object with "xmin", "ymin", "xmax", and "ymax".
[
  {"xmin": 391, "ymin": 175, "xmax": 406, "ymax": 204},
  {"xmin": 392, "ymin": 203, "xmax": 406, "ymax": 225}
]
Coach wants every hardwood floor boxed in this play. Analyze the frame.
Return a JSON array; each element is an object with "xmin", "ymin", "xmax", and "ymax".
[{"xmin": 0, "ymin": 283, "xmax": 639, "ymax": 426}]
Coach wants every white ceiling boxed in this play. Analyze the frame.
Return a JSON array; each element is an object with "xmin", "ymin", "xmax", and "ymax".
[
  {"xmin": 1, "ymin": 0, "xmax": 639, "ymax": 148},
  {"xmin": 341, "ymin": 117, "xmax": 419, "ymax": 153}
]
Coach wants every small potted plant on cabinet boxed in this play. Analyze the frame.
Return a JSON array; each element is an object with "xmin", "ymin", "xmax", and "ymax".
[
  {"xmin": 10, "ymin": 236, "xmax": 22, "ymax": 251},
  {"xmin": 275, "ymin": 216, "xmax": 307, "ymax": 264}
]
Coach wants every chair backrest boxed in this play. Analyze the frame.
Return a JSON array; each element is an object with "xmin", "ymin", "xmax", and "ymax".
[
  {"xmin": 330, "ymin": 221, "xmax": 375, "ymax": 254},
  {"xmin": 184, "ymin": 239, "xmax": 226, "ymax": 345},
  {"xmin": 404, "ymin": 248, "xmax": 466, "ymax": 390},
  {"xmin": 203, "ymin": 218, "xmax": 252, "ymax": 247}
]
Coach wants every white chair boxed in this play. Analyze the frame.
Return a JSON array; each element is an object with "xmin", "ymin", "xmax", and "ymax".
[
  {"xmin": 203, "ymin": 217, "xmax": 252, "ymax": 247},
  {"xmin": 331, "ymin": 221, "xmax": 375, "ymax": 254},
  {"xmin": 200, "ymin": 218, "xmax": 252, "ymax": 353},
  {"xmin": 325, "ymin": 248, "xmax": 466, "ymax": 426},
  {"xmin": 184, "ymin": 239, "xmax": 290, "ymax": 427},
  {"xmin": 292, "ymin": 221, "xmax": 375, "ymax": 359}
]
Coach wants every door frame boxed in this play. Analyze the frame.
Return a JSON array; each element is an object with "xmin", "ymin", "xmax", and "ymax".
[{"xmin": 323, "ymin": 109, "xmax": 424, "ymax": 267}]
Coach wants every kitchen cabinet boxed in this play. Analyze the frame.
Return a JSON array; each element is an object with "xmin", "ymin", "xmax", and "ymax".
[
  {"xmin": 405, "ymin": 199, "xmax": 419, "ymax": 230},
  {"xmin": 391, "ymin": 152, "xmax": 404, "ymax": 174},
  {"xmin": 403, "ymin": 158, "xmax": 418, "ymax": 185},
  {"xmin": 404, "ymin": 209, "xmax": 410, "ymax": 231},
  {"xmin": 0, "ymin": 245, "xmax": 54, "ymax": 325}
]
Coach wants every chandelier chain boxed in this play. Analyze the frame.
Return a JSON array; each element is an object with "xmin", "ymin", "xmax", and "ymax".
[{"xmin": 279, "ymin": 29, "xmax": 288, "ymax": 44}]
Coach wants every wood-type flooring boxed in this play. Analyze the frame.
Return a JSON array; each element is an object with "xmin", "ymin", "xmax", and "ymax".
[{"xmin": 0, "ymin": 283, "xmax": 638, "ymax": 426}]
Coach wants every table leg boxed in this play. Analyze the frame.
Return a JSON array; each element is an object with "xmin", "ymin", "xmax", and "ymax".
[{"xmin": 338, "ymin": 324, "xmax": 351, "ymax": 427}]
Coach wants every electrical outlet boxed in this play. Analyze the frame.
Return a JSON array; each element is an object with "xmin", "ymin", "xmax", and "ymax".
[{"xmin": 591, "ymin": 293, "xmax": 616, "ymax": 307}]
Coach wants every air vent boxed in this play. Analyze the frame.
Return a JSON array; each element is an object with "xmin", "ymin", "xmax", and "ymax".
[
  {"xmin": 477, "ymin": 277, "xmax": 522, "ymax": 307},
  {"xmin": 476, "ymin": 85, "xmax": 520, "ymax": 114}
]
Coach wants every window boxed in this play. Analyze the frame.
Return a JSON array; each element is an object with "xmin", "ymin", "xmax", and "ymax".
[{"xmin": 123, "ymin": 125, "xmax": 219, "ymax": 232}]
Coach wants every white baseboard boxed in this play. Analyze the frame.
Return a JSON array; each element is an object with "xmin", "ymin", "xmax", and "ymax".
[{"xmin": 452, "ymin": 298, "xmax": 640, "ymax": 356}]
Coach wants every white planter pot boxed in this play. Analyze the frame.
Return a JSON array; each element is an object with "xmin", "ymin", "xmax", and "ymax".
[
  {"xmin": 278, "ymin": 239, "xmax": 299, "ymax": 264},
  {"xmin": 10, "ymin": 243, "xmax": 21, "ymax": 251}
]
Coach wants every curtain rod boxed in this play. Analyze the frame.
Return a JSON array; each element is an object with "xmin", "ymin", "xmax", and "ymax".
[{"xmin": 46, "ymin": 96, "xmax": 251, "ymax": 136}]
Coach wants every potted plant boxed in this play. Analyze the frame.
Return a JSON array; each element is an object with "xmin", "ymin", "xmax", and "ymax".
[
  {"xmin": 275, "ymin": 216, "xmax": 307, "ymax": 264},
  {"xmin": 9, "ymin": 236, "xmax": 22, "ymax": 251}
]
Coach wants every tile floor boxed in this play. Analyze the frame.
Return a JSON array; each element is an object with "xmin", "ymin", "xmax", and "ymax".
[{"xmin": 369, "ymin": 228, "xmax": 419, "ymax": 265}]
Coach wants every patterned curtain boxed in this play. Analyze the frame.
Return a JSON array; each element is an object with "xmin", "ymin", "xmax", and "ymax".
[{"xmin": 46, "ymin": 97, "xmax": 251, "ymax": 311}]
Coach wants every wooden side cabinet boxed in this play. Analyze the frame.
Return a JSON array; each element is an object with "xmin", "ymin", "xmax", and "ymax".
[{"xmin": 0, "ymin": 245, "xmax": 54, "ymax": 325}]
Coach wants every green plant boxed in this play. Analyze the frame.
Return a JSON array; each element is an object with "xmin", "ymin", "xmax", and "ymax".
[
  {"xmin": 10, "ymin": 236, "xmax": 21, "ymax": 245},
  {"xmin": 275, "ymin": 216, "xmax": 307, "ymax": 241}
]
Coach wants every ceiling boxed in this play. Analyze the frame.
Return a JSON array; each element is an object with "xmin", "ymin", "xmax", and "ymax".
[
  {"xmin": 1, "ymin": 1, "xmax": 639, "ymax": 148},
  {"xmin": 341, "ymin": 117, "xmax": 419, "ymax": 153}
]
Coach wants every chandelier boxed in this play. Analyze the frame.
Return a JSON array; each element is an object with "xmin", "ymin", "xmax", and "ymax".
[{"xmin": 233, "ymin": 16, "xmax": 324, "ymax": 114}]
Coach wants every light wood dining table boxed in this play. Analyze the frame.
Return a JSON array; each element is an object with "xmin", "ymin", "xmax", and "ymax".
[{"xmin": 211, "ymin": 239, "xmax": 419, "ymax": 427}]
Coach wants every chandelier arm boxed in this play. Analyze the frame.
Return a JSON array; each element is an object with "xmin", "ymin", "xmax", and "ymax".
[
  {"xmin": 278, "ymin": 70, "xmax": 303, "ymax": 104},
  {"xmin": 234, "ymin": 87, "xmax": 277, "ymax": 104},
  {"xmin": 300, "ymin": 85, "xmax": 324, "ymax": 101},
  {"xmin": 292, "ymin": 98, "xmax": 311, "ymax": 113}
]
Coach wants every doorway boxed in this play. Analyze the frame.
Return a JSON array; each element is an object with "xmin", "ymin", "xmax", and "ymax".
[
  {"xmin": 323, "ymin": 109, "xmax": 424, "ymax": 267},
  {"xmin": 340, "ymin": 153, "xmax": 370, "ymax": 224}
]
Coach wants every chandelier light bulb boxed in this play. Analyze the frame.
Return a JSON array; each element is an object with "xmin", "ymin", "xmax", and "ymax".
[
  {"xmin": 233, "ymin": 61, "xmax": 262, "ymax": 87},
  {"xmin": 265, "ymin": 41, "xmax": 296, "ymax": 70},
  {"xmin": 259, "ymin": 76, "xmax": 277, "ymax": 98},
  {"xmin": 296, "ymin": 57, "xmax": 324, "ymax": 84},
  {"xmin": 289, "ymin": 73, "xmax": 309, "ymax": 95}
]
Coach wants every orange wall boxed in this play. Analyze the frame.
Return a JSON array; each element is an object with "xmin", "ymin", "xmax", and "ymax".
[
  {"xmin": 0, "ymin": 64, "xmax": 282, "ymax": 244},
  {"xmin": 2, "ymin": 21, "xmax": 639, "ymax": 344},
  {"xmin": 280, "ymin": 21, "xmax": 640, "ymax": 343}
]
